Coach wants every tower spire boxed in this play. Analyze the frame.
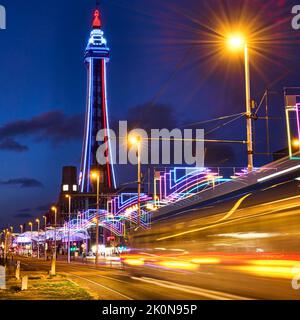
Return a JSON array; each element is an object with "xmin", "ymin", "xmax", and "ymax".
[
  {"xmin": 93, "ymin": 8, "xmax": 102, "ymax": 29},
  {"xmin": 93, "ymin": 1, "xmax": 102, "ymax": 29}
]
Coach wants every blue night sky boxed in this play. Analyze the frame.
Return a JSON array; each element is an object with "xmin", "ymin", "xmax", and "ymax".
[{"xmin": 0, "ymin": 0, "xmax": 300, "ymax": 229}]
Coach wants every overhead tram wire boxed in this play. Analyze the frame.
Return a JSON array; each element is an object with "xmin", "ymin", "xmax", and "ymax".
[
  {"xmin": 181, "ymin": 112, "xmax": 246, "ymax": 128},
  {"xmin": 204, "ymin": 113, "xmax": 246, "ymax": 136},
  {"xmin": 179, "ymin": 112, "xmax": 246, "ymax": 138},
  {"xmin": 148, "ymin": 137, "xmax": 246, "ymax": 144},
  {"xmin": 112, "ymin": 136, "xmax": 246, "ymax": 144}
]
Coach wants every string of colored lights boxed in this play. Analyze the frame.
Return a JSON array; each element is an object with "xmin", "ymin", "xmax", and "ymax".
[{"xmin": 15, "ymin": 167, "xmax": 263, "ymax": 245}]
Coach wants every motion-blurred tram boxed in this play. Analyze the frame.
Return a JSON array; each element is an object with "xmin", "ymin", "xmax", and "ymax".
[{"xmin": 124, "ymin": 163, "xmax": 300, "ymax": 267}]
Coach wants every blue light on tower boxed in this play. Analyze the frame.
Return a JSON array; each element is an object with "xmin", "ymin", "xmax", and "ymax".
[{"xmin": 79, "ymin": 8, "xmax": 116, "ymax": 193}]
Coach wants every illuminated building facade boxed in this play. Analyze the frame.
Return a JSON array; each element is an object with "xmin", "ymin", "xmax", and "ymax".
[{"xmin": 79, "ymin": 8, "xmax": 116, "ymax": 193}]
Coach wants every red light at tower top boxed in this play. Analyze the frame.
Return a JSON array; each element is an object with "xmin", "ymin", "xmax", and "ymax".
[{"xmin": 93, "ymin": 9, "xmax": 102, "ymax": 29}]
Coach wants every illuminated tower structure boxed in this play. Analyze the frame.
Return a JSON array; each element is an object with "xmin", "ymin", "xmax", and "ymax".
[{"xmin": 79, "ymin": 8, "xmax": 116, "ymax": 193}]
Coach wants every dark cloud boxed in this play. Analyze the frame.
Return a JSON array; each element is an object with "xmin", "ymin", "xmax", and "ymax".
[
  {"xmin": 0, "ymin": 110, "xmax": 84, "ymax": 150},
  {"xmin": 13, "ymin": 213, "xmax": 34, "ymax": 219},
  {"xmin": 0, "ymin": 178, "xmax": 44, "ymax": 188},
  {"xmin": 17, "ymin": 208, "xmax": 32, "ymax": 213},
  {"xmin": 13, "ymin": 204, "xmax": 51, "ymax": 223},
  {"xmin": 114, "ymin": 103, "xmax": 180, "ymax": 131},
  {"xmin": 0, "ymin": 138, "xmax": 28, "ymax": 152},
  {"xmin": 204, "ymin": 144, "xmax": 237, "ymax": 167}
]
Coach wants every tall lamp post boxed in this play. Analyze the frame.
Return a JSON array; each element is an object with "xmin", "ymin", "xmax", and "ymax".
[
  {"xmin": 65, "ymin": 195, "xmax": 72, "ymax": 264},
  {"xmin": 51, "ymin": 206, "xmax": 57, "ymax": 275},
  {"xmin": 227, "ymin": 34, "xmax": 253, "ymax": 172},
  {"xmin": 19, "ymin": 225, "xmax": 23, "ymax": 256},
  {"xmin": 43, "ymin": 215, "xmax": 47, "ymax": 260},
  {"xmin": 3, "ymin": 229, "xmax": 9, "ymax": 260},
  {"xmin": 9, "ymin": 227, "xmax": 13, "ymax": 256},
  {"xmin": 28, "ymin": 222, "xmax": 33, "ymax": 257},
  {"xmin": 35, "ymin": 219, "xmax": 40, "ymax": 259},
  {"xmin": 91, "ymin": 171, "xmax": 100, "ymax": 264},
  {"xmin": 129, "ymin": 135, "xmax": 142, "ymax": 227}
]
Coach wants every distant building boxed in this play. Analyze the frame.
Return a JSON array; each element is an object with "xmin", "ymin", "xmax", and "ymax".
[{"xmin": 61, "ymin": 166, "xmax": 78, "ymax": 194}]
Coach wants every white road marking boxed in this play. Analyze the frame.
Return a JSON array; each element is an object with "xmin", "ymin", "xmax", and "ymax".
[{"xmin": 131, "ymin": 276, "xmax": 252, "ymax": 300}]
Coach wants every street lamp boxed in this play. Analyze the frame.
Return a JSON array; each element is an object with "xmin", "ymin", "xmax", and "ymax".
[
  {"xmin": 292, "ymin": 138, "xmax": 300, "ymax": 149},
  {"xmin": 227, "ymin": 33, "xmax": 253, "ymax": 172},
  {"xmin": 128, "ymin": 134, "xmax": 142, "ymax": 227},
  {"xmin": 51, "ymin": 206, "xmax": 57, "ymax": 272},
  {"xmin": 35, "ymin": 219, "xmax": 40, "ymax": 259},
  {"xmin": 65, "ymin": 195, "xmax": 72, "ymax": 264},
  {"xmin": 19, "ymin": 225, "xmax": 23, "ymax": 234},
  {"xmin": 43, "ymin": 215, "xmax": 47, "ymax": 260},
  {"xmin": 28, "ymin": 222, "xmax": 33, "ymax": 256},
  {"xmin": 91, "ymin": 171, "xmax": 100, "ymax": 264}
]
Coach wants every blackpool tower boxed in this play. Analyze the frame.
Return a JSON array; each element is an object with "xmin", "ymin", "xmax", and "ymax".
[{"xmin": 79, "ymin": 8, "xmax": 116, "ymax": 193}]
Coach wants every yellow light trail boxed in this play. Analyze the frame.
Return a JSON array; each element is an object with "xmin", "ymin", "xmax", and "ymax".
[
  {"xmin": 225, "ymin": 265, "xmax": 298, "ymax": 280},
  {"xmin": 157, "ymin": 193, "xmax": 251, "ymax": 241},
  {"xmin": 156, "ymin": 193, "xmax": 300, "ymax": 242}
]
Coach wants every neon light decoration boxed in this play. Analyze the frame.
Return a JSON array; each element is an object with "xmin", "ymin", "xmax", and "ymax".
[
  {"xmin": 107, "ymin": 193, "xmax": 153, "ymax": 229},
  {"xmin": 230, "ymin": 167, "xmax": 259, "ymax": 179},
  {"xmin": 108, "ymin": 193, "xmax": 152, "ymax": 215},
  {"xmin": 79, "ymin": 8, "xmax": 116, "ymax": 192},
  {"xmin": 153, "ymin": 167, "xmax": 228, "ymax": 206}
]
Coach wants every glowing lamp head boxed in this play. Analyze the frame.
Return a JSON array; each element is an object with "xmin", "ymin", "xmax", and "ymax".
[
  {"xmin": 292, "ymin": 139, "xmax": 300, "ymax": 148},
  {"xmin": 51, "ymin": 206, "xmax": 57, "ymax": 213},
  {"xmin": 128, "ymin": 135, "xmax": 141, "ymax": 146},
  {"xmin": 91, "ymin": 171, "xmax": 99, "ymax": 180},
  {"xmin": 227, "ymin": 34, "xmax": 245, "ymax": 51},
  {"xmin": 28, "ymin": 222, "xmax": 32, "ymax": 227},
  {"xmin": 36, "ymin": 219, "xmax": 40, "ymax": 223}
]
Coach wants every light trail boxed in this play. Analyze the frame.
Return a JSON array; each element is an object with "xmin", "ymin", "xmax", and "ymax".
[
  {"xmin": 157, "ymin": 193, "xmax": 252, "ymax": 241},
  {"xmin": 215, "ymin": 193, "xmax": 252, "ymax": 222},
  {"xmin": 257, "ymin": 164, "xmax": 300, "ymax": 183},
  {"xmin": 156, "ymin": 194, "xmax": 300, "ymax": 242}
]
